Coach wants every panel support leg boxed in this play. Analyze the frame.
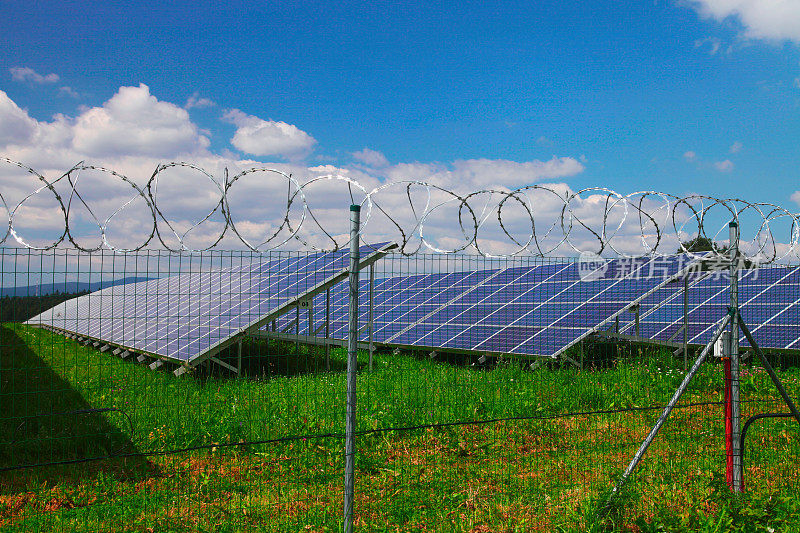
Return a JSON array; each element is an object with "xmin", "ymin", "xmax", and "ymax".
[
  {"xmin": 237, "ymin": 339, "xmax": 243, "ymax": 378},
  {"xmin": 368, "ymin": 262, "xmax": 375, "ymax": 371},
  {"xmin": 325, "ymin": 287, "xmax": 331, "ymax": 371},
  {"xmin": 343, "ymin": 204, "xmax": 361, "ymax": 533}
]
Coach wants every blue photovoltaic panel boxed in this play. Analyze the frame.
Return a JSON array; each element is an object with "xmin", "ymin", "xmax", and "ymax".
[
  {"xmin": 618, "ymin": 265, "xmax": 800, "ymax": 350},
  {"xmin": 296, "ymin": 257, "xmax": 660, "ymax": 356},
  {"xmin": 30, "ymin": 252, "xmax": 800, "ymax": 364},
  {"xmin": 301, "ymin": 257, "xmax": 800, "ymax": 358},
  {"xmin": 27, "ymin": 246, "xmax": 385, "ymax": 363}
]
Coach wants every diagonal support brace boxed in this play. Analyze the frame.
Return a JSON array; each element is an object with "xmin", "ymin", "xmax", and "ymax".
[{"xmin": 608, "ymin": 312, "xmax": 733, "ymax": 505}]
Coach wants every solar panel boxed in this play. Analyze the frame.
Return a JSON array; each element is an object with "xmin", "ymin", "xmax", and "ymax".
[
  {"xmin": 622, "ymin": 265, "xmax": 800, "ymax": 350},
  {"xmin": 29, "ymin": 249, "xmax": 800, "ymax": 369},
  {"xmin": 27, "ymin": 244, "xmax": 394, "ymax": 367},
  {"xmin": 295, "ymin": 257, "xmax": 677, "ymax": 357},
  {"xmin": 296, "ymin": 255, "xmax": 800, "ymax": 359}
]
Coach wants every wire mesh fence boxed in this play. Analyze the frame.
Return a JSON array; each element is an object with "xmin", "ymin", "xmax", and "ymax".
[{"xmin": 1, "ymin": 246, "xmax": 799, "ymax": 531}]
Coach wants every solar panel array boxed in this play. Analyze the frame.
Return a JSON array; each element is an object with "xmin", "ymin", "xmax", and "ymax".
[
  {"xmin": 293, "ymin": 257, "xmax": 800, "ymax": 357},
  {"xmin": 29, "ymin": 250, "xmax": 800, "ymax": 365},
  {"xmin": 27, "ymin": 245, "xmax": 387, "ymax": 364},
  {"xmin": 290, "ymin": 257, "xmax": 660, "ymax": 357}
]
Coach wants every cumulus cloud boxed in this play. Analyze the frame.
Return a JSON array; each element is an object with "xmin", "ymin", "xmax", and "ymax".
[
  {"xmin": 714, "ymin": 159, "xmax": 734, "ymax": 171},
  {"xmin": 9, "ymin": 67, "xmax": 59, "ymax": 84},
  {"xmin": 683, "ymin": 150, "xmax": 697, "ymax": 162},
  {"xmin": 223, "ymin": 109, "xmax": 316, "ymax": 160},
  {"xmin": 729, "ymin": 141, "xmax": 743, "ymax": 153},
  {"xmin": 70, "ymin": 84, "xmax": 210, "ymax": 158},
  {"xmin": 0, "ymin": 90, "xmax": 39, "ymax": 146},
  {"xmin": 352, "ymin": 147, "xmax": 389, "ymax": 168},
  {"xmin": 0, "ymin": 86, "xmax": 597, "ymax": 254},
  {"xmin": 792, "ymin": 190, "xmax": 800, "ymax": 206},
  {"xmin": 688, "ymin": 0, "xmax": 800, "ymax": 42},
  {"xmin": 0, "ymin": 85, "xmax": 218, "ymax": 248},
  {"xmin": 452, "ymin": 157, "xmax": 584, "ymax": 187}
]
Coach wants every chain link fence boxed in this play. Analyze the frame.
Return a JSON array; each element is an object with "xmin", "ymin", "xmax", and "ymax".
[
  {"xmin": 0, "ymin": 244, "xmax": 798, "ymax": 531},
  {"xmin": 1, "ymin": 159, "xmax": 799, "ymax": 530}
]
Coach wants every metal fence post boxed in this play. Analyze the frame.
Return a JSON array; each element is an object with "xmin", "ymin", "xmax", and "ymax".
[
  {"xmin": 343, "ymin": 204, "xmax": 361, "ymax": 533},
  {"xmin": 729, "ymin": 221, "xmax": 743, "ymax": 492}
]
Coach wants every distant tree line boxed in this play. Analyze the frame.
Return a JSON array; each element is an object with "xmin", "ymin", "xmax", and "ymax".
[
  {"xmin": 678, "ymin": 236, "xmax": 728, "ymax": 254},
  {"xmin": 0, "ymin": 291, "xmax": 88, "ymax": 323}
]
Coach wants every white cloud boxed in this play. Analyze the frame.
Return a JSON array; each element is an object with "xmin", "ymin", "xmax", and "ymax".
[
  {"xmin": 452, "ymin": 157, "xmax": 584, "ymax": 188},
  {"xmin": 792, "ymin": 190, "xmax": 800, "ymax": 206},
  {"xmin": 0, "ymin": 84, "xmax": 216, "ymax": 249},
  {"xmin": 185, "ymin": 93, "xmax": 215, "ymax": 109},
  {"xmin": 683, "ymin": 150, "xmax": 697, "ymax": 161},
  {"xmin": 223, "ymin": 109, "xmax": 316, "ymax": 160},
  {"xmin": 0, "ymin": 90, "xmax": 39, "ymax": 146},
  {"xmin": 689, "ymin": 0, "xmax": 800, "ymax": 43},
  {"xmin": 729, "ymin": 141, "xmax": 743, "ymax": 153},
  {"xmin": 384, "ymin": 157, "xmax": 584, "ymax": 191},
  {"xmin": 352, "ymin": 147, "xmax": 389, "ymax": 167},
  {"xmin": 71, "ymin": 83, "xmax": 210, "ymax": 158},
  {"xmin": 9, "ymin": 67, "xmax": 59, "ymax": 84},
  {"xmin": 714, "ymin": 159, "xmax": 734, "ymax": 171}
]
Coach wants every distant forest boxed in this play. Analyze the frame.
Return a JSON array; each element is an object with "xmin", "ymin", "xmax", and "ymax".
[{"xmin": 0, "ymin": 291, "xmax": 88, "ymax": 323}]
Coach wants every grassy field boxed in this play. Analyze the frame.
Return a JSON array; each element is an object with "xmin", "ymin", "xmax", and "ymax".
[{"xmin": 1, "ymin": 323, "xmax": 799, "ymax": 532}]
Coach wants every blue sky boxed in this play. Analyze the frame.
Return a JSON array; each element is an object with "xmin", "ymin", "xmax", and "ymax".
[{"xmin": 1, "ymin": 0, "xmax": 799, "ymax": 251}]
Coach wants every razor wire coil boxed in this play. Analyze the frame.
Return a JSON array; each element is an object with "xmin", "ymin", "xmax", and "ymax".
[{"xmin": 1, "ymin": 157, "xmax": 798, "ymax": 263}]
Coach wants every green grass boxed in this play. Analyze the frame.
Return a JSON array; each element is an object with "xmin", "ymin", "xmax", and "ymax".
[{"xmin": 1, "ymin": 323, "xmax": 799, "ymax": 532}]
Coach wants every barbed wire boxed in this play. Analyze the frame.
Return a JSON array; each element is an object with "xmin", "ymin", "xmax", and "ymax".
[{"xmin": 1, "ymin": 157, "xmax": 798, "ymax": 262}]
